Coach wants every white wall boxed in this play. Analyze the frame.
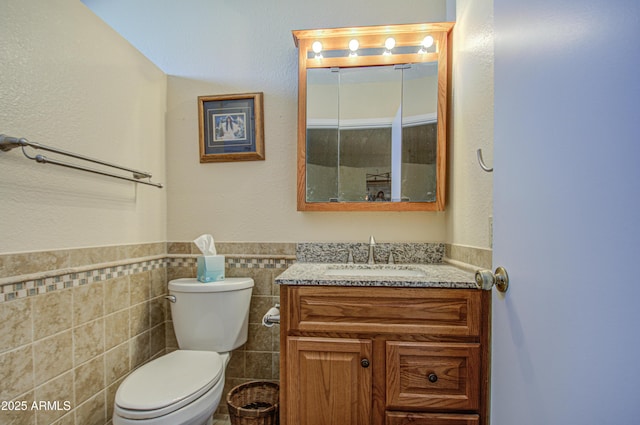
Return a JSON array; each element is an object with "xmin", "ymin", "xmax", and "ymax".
[
  {"xmin": 0, "ymin": 0, "xmax": 167, "ymax": 253},
  {"xmin": 446, "ymin": 0, "xmax": 494, "ymax": 250}
]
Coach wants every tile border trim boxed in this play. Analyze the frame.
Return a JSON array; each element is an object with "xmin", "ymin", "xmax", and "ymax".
[
  {"xmin": 1, "ymin": 255, "xmax": 295, "ymax": 303},
  {"xmin": 2, "ymin": 241, "xmax": 490, "ymax": 303},
  {"xmin": 0, "ymin": 258, "xmax": 165, "ymax": 303}
]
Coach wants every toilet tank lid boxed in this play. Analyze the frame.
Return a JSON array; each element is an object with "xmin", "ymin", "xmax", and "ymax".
[{"xmin": 169, "ymin": 277, "xmax": 254, "ymax": 293}]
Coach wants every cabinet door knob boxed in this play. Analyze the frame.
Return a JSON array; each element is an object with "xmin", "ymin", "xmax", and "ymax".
[
  {"xmin": 360, "ymin": 358, "xmax": 370, "ymax": 368},
  {"xmin": 427, "ymin": 373, "xmax": 438, "ymax": 383}
]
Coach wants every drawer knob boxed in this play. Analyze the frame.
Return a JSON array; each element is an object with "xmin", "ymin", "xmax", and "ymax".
[
  {"xmin": 427, "ymin": 373, "xmax": 438, "ymax": 383},
  {"xmin": 361, "ymin": 358, "xmax": 370, "ymax": 368}
]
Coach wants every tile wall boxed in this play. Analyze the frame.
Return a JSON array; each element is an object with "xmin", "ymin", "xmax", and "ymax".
[
  {"xmin": 0, "ymin": 242, "xmax": 295, "ymax": 425},
  {"xmin": 445, "ymin": 243, "xmax": 492, "ymax": 269},
  {"xmin": 0, "ymin": 243, "xmax": 168, "ymax": 425}
]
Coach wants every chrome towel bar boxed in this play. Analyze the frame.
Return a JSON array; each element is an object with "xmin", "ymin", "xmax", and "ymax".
[{"xmin": 0, "ymin": 134, "xmax": 163, "ymax": 188}]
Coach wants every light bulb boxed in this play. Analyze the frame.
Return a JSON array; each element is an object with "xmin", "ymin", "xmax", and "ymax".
[
  {"xmin": 348, "ymin": 39, "xmax": 359, "ymax": 57},
  {"xmin": 418, "ymin": 35, "xmax": 434, "ymax": 54},
  {"xmin": 384, "ymin": 37, "xmax": 396, "ymax": 50},
  {"xmin": 312, "ymin": 41, "xmax": 323, "ymax": 59},
  {"xmin": 422, "ymin": 35, "xmax": 434, "ymax": 49}
]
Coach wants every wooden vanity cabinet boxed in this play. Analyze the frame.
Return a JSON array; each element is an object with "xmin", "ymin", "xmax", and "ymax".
[{"xmin": 279, "ymin": 286, "xmax": 490, "ymax": 425}]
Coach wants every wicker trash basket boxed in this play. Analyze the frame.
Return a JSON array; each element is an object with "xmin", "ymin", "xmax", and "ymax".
[{"xmin": 226, "ymin": 381, "xmax": 279, "ymax": 425}]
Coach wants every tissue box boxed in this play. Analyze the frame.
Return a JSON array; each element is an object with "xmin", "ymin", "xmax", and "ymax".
[{"xmin": 197, "ymin": 255, "xmax": 225, "ymax": 282}]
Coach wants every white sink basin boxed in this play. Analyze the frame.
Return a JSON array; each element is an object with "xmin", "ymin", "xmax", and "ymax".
[{"xmin": 324, "ymin": 266, "xmax": 426, "ymax": 278}]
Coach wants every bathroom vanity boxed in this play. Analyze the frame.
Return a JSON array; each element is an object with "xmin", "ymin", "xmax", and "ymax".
[{"xmin": 276, "ymin": 263, "xmax": 490, "ymax": 425}]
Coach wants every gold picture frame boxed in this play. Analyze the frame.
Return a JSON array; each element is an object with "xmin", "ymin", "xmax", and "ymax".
[{"xmin": 198, "ymin": 92, "xmax": 265, "ymax": 162}]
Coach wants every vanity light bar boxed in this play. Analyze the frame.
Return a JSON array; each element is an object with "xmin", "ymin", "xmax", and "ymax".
[{"xmin": 309, "ymin": 34, "xmax": 436, "ymax": 59}]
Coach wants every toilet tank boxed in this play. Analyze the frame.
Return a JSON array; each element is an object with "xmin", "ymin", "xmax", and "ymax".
[{"xmin": 168, "ymin": 277, "xmax": 254, "ymax": 352}]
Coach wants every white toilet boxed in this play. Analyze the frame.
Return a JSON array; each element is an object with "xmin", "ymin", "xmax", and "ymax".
[{"xmin": 113, "ymin": 277, "xmax": 254, "ymax": 425}]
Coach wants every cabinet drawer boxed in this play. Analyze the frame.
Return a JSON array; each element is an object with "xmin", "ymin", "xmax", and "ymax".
[
  {"xmin": 386, "ymin": 412, "xmax": 479, "ymax": 425},
  {"xmin": 287, "ymin": 286, "xmax": 481, "ymax": 336},
  {"xmin": 386, "ymin": 342, "xmax": 480, "ymax": 410}
]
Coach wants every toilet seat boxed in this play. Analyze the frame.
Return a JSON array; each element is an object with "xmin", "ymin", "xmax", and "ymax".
[{"xmin": 115, "ymin": 350, "xmax": 223, "ymax": 420}]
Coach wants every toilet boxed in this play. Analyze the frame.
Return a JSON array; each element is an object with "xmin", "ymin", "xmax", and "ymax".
[{"xmin": 113, "ymin": 277, "xmax": 254, "ymax": 425}]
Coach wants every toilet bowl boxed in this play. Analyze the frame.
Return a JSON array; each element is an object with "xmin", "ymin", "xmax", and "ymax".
[
  {"xmin": 113, "ymin": 277, "xmax": 254, "ymax": 425},
  {"xmin": 113, "ymin": 350, "xmax": 226, "ymax": 425}
]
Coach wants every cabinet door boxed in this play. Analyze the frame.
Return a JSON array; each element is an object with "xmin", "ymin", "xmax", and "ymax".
[{"xmin": 287, "ymin": 336, "xmax": 372, "ymax": 425}]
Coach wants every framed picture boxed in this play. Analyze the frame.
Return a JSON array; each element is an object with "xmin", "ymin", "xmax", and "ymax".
[{"xmin": 198, "ymin": 92, "xmax": 265, "ymax": 162}]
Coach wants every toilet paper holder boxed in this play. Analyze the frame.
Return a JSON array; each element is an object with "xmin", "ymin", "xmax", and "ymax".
[{"xmin": 262, "ymin": 304, "xmax": 280, "ymax": 327}]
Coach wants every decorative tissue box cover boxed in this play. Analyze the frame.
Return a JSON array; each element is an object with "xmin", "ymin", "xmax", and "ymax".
[{"xmin": 197, "ymin": 255, "xmax": 225, "ymax": 282}]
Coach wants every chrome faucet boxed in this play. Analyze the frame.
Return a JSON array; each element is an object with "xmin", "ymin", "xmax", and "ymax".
[{"xmin": 367, "ymin": 235, "xmax": 376, "ymax": 264}]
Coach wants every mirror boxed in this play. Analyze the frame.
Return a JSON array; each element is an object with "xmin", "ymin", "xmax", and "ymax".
[
  {"xmin": 307, "ymin": 62, "xmax": 438, "ymax": 203},
  {"xmin": 293, "ymin": 23, "xmax": 453, "ymax": 211}
]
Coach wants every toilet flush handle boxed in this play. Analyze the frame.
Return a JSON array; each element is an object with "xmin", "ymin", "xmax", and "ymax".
[{"xmin": 164, "ymin": 295, "xmax": 176, "ymax": 303}]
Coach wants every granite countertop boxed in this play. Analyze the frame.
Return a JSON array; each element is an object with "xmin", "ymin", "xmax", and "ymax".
[{"xmin": 274, "ymin": 262, "xmax": 478, "ymax": 289}]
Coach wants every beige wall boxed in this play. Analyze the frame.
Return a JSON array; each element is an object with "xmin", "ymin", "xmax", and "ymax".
[
  {"xmin": 165, "ymin": 2, "xmax": 450, "ymax": 244},
  {"xmin": 0, "ymin": 0, "xmax": 167, "ymax": 254},
  {"xmin": 446, "ymin": 0, "xmax": 495, "ymax": 250},
  {"xmin": 164, "ymin": 0, "xmax": 493, "ymax": 248},
  {"xmin": 0, "ymin": 0, "xmax": 493, "ymax": 251},
  {"xmin": 0, "ymin": 2, "xmax": 172, "ymax": 412}
]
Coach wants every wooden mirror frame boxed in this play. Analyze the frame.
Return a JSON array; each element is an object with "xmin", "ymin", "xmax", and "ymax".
[{"xmin": 293, "ymin": 22, "xmax": 454, "ymax": 212}]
